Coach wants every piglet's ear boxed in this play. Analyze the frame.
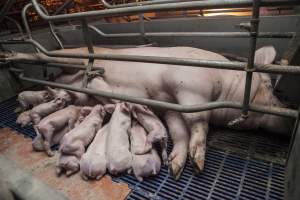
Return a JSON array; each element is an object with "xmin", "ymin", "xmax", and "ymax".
[
  {"xmin": 45, "ymin": 86, "xmax": 56, "ymax": 97},
  {"xmin": 104, "ymin": 104, "xmax": 116, "ymax": 114},
  {"xmin": 254, "ymin": 46, "xmax": 276, "ymax": 65},
  {"xmin": 121, "ymin": 102, "xmax": 132, "ymax": 114}
]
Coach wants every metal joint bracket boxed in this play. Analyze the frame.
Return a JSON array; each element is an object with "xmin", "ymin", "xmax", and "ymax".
[{"xmin": 87, "ymin": 69, "xmax": 105, "ymax": 81}]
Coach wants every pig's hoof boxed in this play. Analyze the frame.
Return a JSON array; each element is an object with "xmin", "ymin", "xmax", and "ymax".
[
  {"xmin": 46, "ymin": 151, "xmax": 55, "ymax": 157},
  {"xmin": 190, "ymin": 157, "xmax": 204, "ymax": 173},
  {"xmin": 81, "ymin": 174, "xmax": 89, "ymax": 181},
  {"xmin": 169, "ymin": 162, "xmax": 184, "ymax": 180},
  {"xmin": 66, "ymin": 170, "xmax": 76, "ymax": 177},
  {"xmin": 189, "ymin": 145, "xmax": 205, "ymax": 173}
]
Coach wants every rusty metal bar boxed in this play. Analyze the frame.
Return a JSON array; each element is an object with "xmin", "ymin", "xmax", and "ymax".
[
  {"xmin": 2, "ymin": 39, "xmax": 300, "ymax": 75},
  {"xmin": 16, "ymin": 72, "xmax": 297, "ymax": 118},
  {"xmin": 31, "ymin": 0, "xmax": 300, "ymax": 22},
  {"xmin": 22, "ymin": 3, "xmax": 64, "ymax": 50}
]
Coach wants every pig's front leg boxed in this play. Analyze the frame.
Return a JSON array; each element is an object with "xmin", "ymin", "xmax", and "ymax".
[
  {"xmin": 175, "ymin": 92, "xmax": 210, "ymax": 173},
  {"xmin": 164, "ymin": 111, "xmax": 189, "ymax": 180}
]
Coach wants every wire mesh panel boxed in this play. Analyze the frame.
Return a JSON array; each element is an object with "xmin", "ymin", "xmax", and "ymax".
[{"xmin": 0, "ymin": 97, "xmax": 286, "ymax": 200}]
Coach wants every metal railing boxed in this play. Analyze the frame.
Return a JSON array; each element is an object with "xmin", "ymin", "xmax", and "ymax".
[{"xmin": 1, "ymin": 0, "xmax": 300, "ymax": 123}]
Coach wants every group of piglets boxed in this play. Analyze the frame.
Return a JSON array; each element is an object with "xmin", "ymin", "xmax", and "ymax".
[{"xmin": 16, "ymin": 88, "xmax": 168, "ymax": 182}]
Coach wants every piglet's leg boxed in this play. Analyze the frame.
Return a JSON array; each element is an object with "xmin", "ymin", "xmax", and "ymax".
[{"xmin": 43, "ymin": 127, "xmax": 55, "ymax": 157}]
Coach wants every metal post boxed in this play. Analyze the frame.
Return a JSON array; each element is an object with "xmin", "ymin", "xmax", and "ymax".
[
  {"xmin": 242, "ymin": 0, "xmax": 261, "ymax": 118},
  {"xmin": 54, "ymin": 0, "xmax": 74, "ymax": 15},
  {"xmin": 81, "ymin": 19, "xmax": 95, "ymax": 88},
  {"xmin": 0, "ymin": 0, "xmax": 16, "ymax": 23},
  {"xmin": 138, "ymin": 14, "xmax": 150, "ymax": 44}
]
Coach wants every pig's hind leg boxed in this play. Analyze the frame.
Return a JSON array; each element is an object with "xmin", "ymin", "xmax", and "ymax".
[
  {"xmin": 164, "ymin": 111, "xmax": 189, "ymax": 180},
  {"xmin": 175, "ymin": 91, "xmax": 210, "ymax": 173},
  {"xmin": 42, "ymin": 126, "xmax": 56, "ymax": 157}
]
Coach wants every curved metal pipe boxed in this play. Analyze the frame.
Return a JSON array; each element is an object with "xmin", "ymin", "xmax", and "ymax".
[
  {"xmin": 22, "ymin": 3, "xmax": 64, "ymax": 49},
  {"xmin": 30, "ymin": 0, "xmax": 300, "ymax": 22}
]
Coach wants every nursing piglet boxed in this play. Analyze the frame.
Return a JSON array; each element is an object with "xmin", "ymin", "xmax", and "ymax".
[
  {"xmin": 16, "ymin": 110, "xmax": 32, "ymax": 127},
  {"xmin": 30, "ymin": 98, "xmax": 67, "ymax": 124},
  {"xmin": 130, "ymin": 120, "xmax": 152, "ymax": 155},
  {"xmin": 34, "ymin": 105, "xmax": 82, "ymax": 156},
  {"xmin": 80, "ymin": 124, "xmax": 109, "ymax": 180},
  {"xmin": 105, "ymin": 103, "xmax": 132, "ymax": 175},
  {"xmin": 132, "ymin": 150, "xmax": 161, "ymax": 182},
  {"xmin": 57, "ymin": 105, "xmax": 106, "ymax": 175},
  {"xmin": 131, "ymin": 104, "xmax": 168, "ymax": 165},
  {"xmin": 18, "ymin": 90, "xmax": 52, "ymax": 110}
]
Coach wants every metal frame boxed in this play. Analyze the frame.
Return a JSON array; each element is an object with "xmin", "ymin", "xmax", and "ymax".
[{"xmin": 1, "ymin": 0, "xmax": 300, "ymax": 121}]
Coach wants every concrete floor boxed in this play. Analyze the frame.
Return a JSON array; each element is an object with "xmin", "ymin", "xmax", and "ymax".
[{"xmin": 0, "ymin": 128, "xmax": 131, "ymax": 200}]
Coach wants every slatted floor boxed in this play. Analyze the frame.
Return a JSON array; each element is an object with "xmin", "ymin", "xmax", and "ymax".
[{"xmin": 0, "ymin": 97, "xmax": 286, "ymax": 200}]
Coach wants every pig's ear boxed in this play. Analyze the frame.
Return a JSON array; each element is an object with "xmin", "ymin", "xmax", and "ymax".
[
  {"xmin": 45, "ymin": 86, "xmax": 57, "ymax": 97},
  {"xmin": 104, "ymin": 104, "xmax": 116, "ymax": 114},
  {"xmin": 121, "ymin": 102, "xmax": 132, "ymax": 114},
  {"xmin": 254, "ymin": 46, "xmax": 276, "ymax": 65}
]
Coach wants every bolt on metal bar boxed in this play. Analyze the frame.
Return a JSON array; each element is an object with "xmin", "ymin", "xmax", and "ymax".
[
  {"xmin": 30, "ymin": 0, "xmax": 300, "ymax": 22},
  {"xmin": 81, "ymin": 19, "xmax": 95, "ymax": 88},
  {"xmin": 16, "ymin": 72, "xmax": 297, "ymax": 118},
  {"xmin": 241, "ymin": 0, "xmax": 260, "ymax": 119},
  {"xmin": 22, "ymin": 3, "xmax": 64, "ymax": 50},
  {"xmin": 4, "ymin": 16, "xmax": 25, "ymax": 38},
  {"xmin": 2, "ymin": 39, "xmax": 300, "ymax": 75},
  {"xmin": 85, "ymin": 25, "xmax": 294, "ymax": 38}
]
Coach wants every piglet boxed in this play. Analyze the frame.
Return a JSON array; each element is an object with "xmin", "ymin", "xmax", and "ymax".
[
  {"xmin": 130, "ymin": 120, "xmax": 152, "ymax": 155},
  {"xmin": 80, "ymin": 124, "xmax": 109, "ymax": 180},
  {"xmin": 57, "ymin": 105, "xmax": 106, "ymax": 175},
  {"xmin": 56, "ymin": 154, "xmax": 80, "ymax": 176},
  {"xmin": 29, "ymin": 98, "xmax": 67, "ymax": 124},
  {"xmin": 18, "ymin": 90, "xmax": 52, "ymax": 110},
  {"xmin": 131, "ymin": 104, "xmax": 168, "ymax": 165},
  {"xmin": 132, "ymin": 149, "xmax": 161, "ymax": 182},
  {"xmin": 16, "ymin": 110, "xmax": 32, "ymax": 127},
  {"xmin": 105, "ymin": 103, "xmax": 132, "ymax": 175},
  {"xmin": 33, "ymin": 105, "xmax": 82, "ymax": 156}
]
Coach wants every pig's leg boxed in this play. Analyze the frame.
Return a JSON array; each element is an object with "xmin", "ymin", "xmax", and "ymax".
[
  {"xmin": 164, "ymin": 111, "xmax": 189, "ymax": 180},
  {"xmin": 68, "ymin": 118, "xmax": 77, "ymax": 131},
  {"xmin": 43, "ymin": 126, "xmax": 55, "ymax": 157},
  {"xmin": 30, "ymin": 113, "xmax": 41, "ymax": 125},
  {"xmin": 175, "ymin": 92, "xmax": 210, "ymax": 173}
]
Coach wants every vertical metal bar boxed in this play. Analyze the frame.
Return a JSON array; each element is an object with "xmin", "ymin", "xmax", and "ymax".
[
  {"xmin": 241, "ymin": 0, "xmax": 261, "ymax": 117},
  {"xmin": 54, "ymin": 0, "xmax": 74, "ymax": 15},
  {"xmin": 138, "ymin": 14, "xmax": 150, "ymax": 44},
  {"xmin": 81, "ymin": 19, "xmax": 94, "ymax": 88}
]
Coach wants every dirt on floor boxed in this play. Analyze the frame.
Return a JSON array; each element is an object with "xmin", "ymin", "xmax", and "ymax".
[{"xmin": 0, "ymin": 128, "xmax": 131, "ymax": 200}]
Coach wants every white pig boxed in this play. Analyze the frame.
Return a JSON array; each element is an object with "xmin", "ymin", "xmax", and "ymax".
[
  {"xmin": 56, "ymin": 154, "xmax": 80, "ymax": 176},
  {"xmin": 29, "ymin": 98, "xmax": 66, "ymax": 124},
  {"xmin": 129, "ymin": 120, "xmax": 152, "ymax": 155},
  {"xmin": 57, "ymin": 105, "xmax": 106, "ymax": 174},
  {"xmin": 16, "ymin": 110, "xmax": 32, "ymax": 127},
  {"xmin": 105, "ymin": 103, "xmax": 132, "ymax": 175},
  {"xmin": 80, "ymin": 124, "xmax": 109, "ymax": 180},
  {"xmin": 34, "ymin": 105, "xmax": 82, "ymax": 156},
  {"xmin": 132, "ymin": 149, "xmax": 161, "ymax": 182},
  {"xmin": 18, "ymin": 90, "xmax": 52, "ymax": 110},
  {"xmin": 131, "ymin": 104, "xmax": 168, "ymax": 165}
]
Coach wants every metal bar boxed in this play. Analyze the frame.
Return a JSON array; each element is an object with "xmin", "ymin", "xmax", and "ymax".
[
  {"xmin": 0, "ymin": 0, "xmax": 16, "ymax": 23},
  {"xmin": 2, "ymin": 39, "xmax": 300, "ymax": 75},
  {"xmin": 31, "ymin": 0, "xmax": 300, "ymax": 22},
  {"xmin": 81, "ymin": 19, "xmax": 95, "ymax": 88},
  {"xmin": 241, "ymin": 0, "xmax": 260, "ymax": 118},
  {"xmin": 100, "ymin": 0, "xmax": 189, "ymax": 9},
  {"xmin": 53, "ymin": 0, "xmax": 74, "ymax": 15},
  {"xmin": 86, "ymin": 25, "xmax": 294, "ymax": 38},
  {"xmin": 22, "ymin": 3, "xmax": 64, "ymax": 50},
  {"xmin": 3, "ymin": 16, "xmax": 24, "ymax": 37},
  {"xmin": 17, "ymin": 72, "xmax": 297, "ymax": 118}
]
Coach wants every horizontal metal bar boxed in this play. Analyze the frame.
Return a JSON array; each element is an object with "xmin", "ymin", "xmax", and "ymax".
[
  {"xmin": 31, "ymin": 0, "xmax": 300, "ymax": 22},
  {"xmin": 18, "ymin": 72, "xmax": 297, "ymax": 118},
  {"xmin": 2, "ymin": 39, "xmax": 300, "ymax": 75},
  {"xmin": 87, "ymin": 25, "xmax": 294, "ymax": 38},
  {"xmin": 101, "ymin": 0, "xmax": 189, "ymax": 9}
]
